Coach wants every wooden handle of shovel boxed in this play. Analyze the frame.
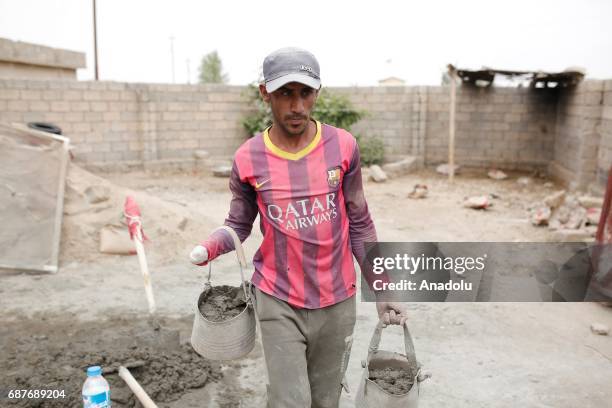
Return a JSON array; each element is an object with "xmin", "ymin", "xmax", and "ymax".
[{"xmin": 118, "ymin": 366, "xmax": 158, "ymax": 408}]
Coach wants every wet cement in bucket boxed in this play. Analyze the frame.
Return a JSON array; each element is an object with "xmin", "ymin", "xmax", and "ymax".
[
  {"xmin": 369, "ymin": 367, "xmax": 415, "ymax": 395},
  {"xmin": 198, "ymin": 285, "xmax": 247, "ymax": 322}
]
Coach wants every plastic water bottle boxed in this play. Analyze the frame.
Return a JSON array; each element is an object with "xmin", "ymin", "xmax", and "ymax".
[{"xmin": 82, "ymin": 366, "xmax": 111, "ymax": 407}]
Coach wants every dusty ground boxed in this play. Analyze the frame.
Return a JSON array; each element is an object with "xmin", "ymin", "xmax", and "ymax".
[{"xmin": 1, "ymin": 166, "xmax": 611, "ymax": 407}]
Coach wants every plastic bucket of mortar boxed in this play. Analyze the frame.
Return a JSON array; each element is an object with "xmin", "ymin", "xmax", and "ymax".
[
  {"xmin": 355, "ymin": 320, "xmax": 429, "ymax": 408},
  {"xmin": 190, "ymin": 226, "xmax": 256, "ymax": 360}
]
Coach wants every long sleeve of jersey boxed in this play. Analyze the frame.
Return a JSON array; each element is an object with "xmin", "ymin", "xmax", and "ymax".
[
  {"xmin": 342, "ymin": 142, "xmax": 386, "ymax": 290},
  {"xmin": 199, "ymin": 161, "xmax": 258, "ymax": 263}
]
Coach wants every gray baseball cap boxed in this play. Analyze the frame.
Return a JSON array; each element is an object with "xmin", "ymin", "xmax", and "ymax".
[{"xmin": 263, "ymin": 47, "xmax": 321, "ymax": 93}]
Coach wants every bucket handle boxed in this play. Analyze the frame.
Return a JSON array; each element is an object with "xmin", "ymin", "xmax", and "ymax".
[
  {"xmin": 205, "ymin": 225, "xmax": 251, "ymax": 303},
  {"xmin": 367, "ymin": 319, "xmax": 415, "ymax": 360}
]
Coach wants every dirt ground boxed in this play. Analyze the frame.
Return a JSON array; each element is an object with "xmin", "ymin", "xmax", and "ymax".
[{"xmin": 1, "ymin": 165, "xmax": 611, "ymax": 408}]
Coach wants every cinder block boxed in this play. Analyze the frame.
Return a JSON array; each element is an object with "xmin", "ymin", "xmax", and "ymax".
[
  {"xmin": 0, "ymin": 89, "xmax": 19, "ymax": 99},
  {"xmin": 103, "ymin": 111, "xmax": 121, "ymax": 121},
  {"xmin": 29, "ymin": 100, "xmax": 49, "ymax": 111},
  {"xmin": 83, "ymin": 91, "xmax": 102, "ymax": 101},
  {"xmin": 64, "ymin": 112, "xmax": 83, "ymax": 122},
  {"xmin": 71, "ymin": 101, "xmax": 90, "ymax": 112},
  {"xmin": 7, "ymin": 100, "xmax": 28, "ymax": 111},
  {"xmin": 20, "ymin": 90, "xmax": 42, "ymax": 100},
  {"xmin": 102, "ymin": 91, "xmax": 120, "ymax": 101},
  {"xmin": 90, "ymin": 102, "xmax": 108, "ymax": 112}
]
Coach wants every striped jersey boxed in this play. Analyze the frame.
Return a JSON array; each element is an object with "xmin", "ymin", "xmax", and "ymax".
[{"xmin": 200, "ymin": 120, "xmax": 378, "ymax": 309}]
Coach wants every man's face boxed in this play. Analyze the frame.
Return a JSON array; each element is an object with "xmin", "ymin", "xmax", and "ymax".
[{"xmin": 260, "ymin": 82, "xmax": 319, "ymax": 137}]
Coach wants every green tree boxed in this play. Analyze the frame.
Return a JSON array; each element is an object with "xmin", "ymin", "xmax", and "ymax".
[{"xmin": 198, "ymin": 51, "xmax": 228, "ymax": 84}]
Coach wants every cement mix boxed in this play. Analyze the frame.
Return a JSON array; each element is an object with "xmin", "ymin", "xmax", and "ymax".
[{"xmin": 0, "ymin": 317, "xmax": 223, "ymax": 407}]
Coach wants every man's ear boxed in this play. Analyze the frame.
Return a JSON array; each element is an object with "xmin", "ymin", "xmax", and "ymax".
[{"xmin": 259, "ymin": 84, "xmax": 270, "ymax": 103}]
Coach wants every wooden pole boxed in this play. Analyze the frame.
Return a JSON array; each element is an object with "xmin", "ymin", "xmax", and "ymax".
[
  {"xmin": 93, "ymin": 0, "xmax": 99, "ymax": 80},
  {"xmin": 448, "ymin": 66, "xmax": 457, "ymax": 182},
  {"xmin": 134, "ymin": 228, "xmax": 156, "ymax": 314},
  {"xmin": 118, "ymin": 366, "xmax": 158, "ymax": 408}
]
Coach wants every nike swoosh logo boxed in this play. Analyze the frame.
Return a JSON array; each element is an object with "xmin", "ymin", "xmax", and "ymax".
[{"xmin": 255, "ymin": 178, "xmax": 271, "ymax": 189}]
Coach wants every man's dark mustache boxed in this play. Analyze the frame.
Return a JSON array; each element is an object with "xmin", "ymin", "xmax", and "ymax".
[{"xmin": 285, "ymin": 116, "xmax": 307, "ymax": 121}]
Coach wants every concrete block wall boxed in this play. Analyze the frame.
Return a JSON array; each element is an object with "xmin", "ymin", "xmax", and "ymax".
[
  {"xmin": 599, "ymin": 80, "xmax": 612, "ymax": 187},
  {"xmin": 0, "ymin": 79, "xmax": 253, "ymax": 166},
  {"xmin": 425, "ymin": 86, "xmax": 558, "ymax": 170},
  {"xmin": 327, "ymin": 86, "xmax": 416, "ymax": 160},
  {"xmin": 0, "ymin": 78, "xmax": 609, "ymax": 189},
  {"xmin": 551, "ymin": 80, "xmax": 606, "ymax": 190}
]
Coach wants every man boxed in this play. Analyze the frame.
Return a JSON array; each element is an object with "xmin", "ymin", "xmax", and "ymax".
[{"xmin": 190, "ymin": 47, "xmax": 407, "ymax": 407}]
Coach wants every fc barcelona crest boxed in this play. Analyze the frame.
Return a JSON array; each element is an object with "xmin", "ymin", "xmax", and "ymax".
[{"xmin": 327, "ymin": 166, "xmax": 341, "ymax": 188}]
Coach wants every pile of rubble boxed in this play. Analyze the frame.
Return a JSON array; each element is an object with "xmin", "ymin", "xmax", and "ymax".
[
  {"xmin": 530, "ymin": 190, "xmax": 602, "ymax": 241},
  {"xmin": 366, "ymin": 156, "xmax": 418, "ymax": 182}
]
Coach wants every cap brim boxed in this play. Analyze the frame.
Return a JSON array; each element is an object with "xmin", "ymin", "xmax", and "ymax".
[{"xmin": 265, "ymin": 73, "xmax": 321, "ymax": 93}]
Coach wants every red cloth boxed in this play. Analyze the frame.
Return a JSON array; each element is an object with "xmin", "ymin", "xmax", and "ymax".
[
  {"xmin": 592, "ymin": 166, "xmax": 612, "ymax": 296},
  {"xmin": 124, "ymin": 196, "xmax": 148, "ymax": 241},
  {"xmin": 596, "ymin": 166, "xmax": 612, "ymax": 244}
]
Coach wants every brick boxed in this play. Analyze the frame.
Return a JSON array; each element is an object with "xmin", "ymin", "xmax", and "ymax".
[
  {"xmin": 29, "ymin": 100, "xmax": 50, "ymax": 111},
  {"xmin": 42, "ymin": 90, "xmax": 61, "ymax": 101},
  {"xmin": 63, "ymin": 90, "xmax": 83, "ymax": 101},
  {"xmin": 7, "ymin": 100, "xmax": 28, "ymax": 111},
  {"xmin": 103, "ymin": 111, "xmax": 121, "ymax": 121},
  {"xmin": 84, "ymin": 112, "xmax": 103, "ymax": 121},
  {"xmin": 73, "ymin": 122, "xmax": 92, "ymax": 133},
  {"xmin": 20, "ymin": 90, "xmax": 42, "ymax": 100},
  {"xmin": 90, "ymin": 102, "xmax": 108, "ymax": 112},
  {"xmin": 0, "ymin": 89, "xmax": 19, "ymax": 99},
  {"xmin": 83, "ymin": 91, "xmax": 102, "ymax": 101},
  {"xmin": 71, "ymin": 101, "xmax": 90, "ymax": 112},
  {"xmin": 64, "ymin": 112, "xmax": 83, "ymax": 122},
  {"xmin": 102, "ymin": 91, "xmax": 120, "ymax": 101}
]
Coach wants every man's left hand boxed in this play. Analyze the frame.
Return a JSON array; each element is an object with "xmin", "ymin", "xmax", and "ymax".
[{"xmin": 376, "ymin": 302, "xmax": 408, "ymax": 327}]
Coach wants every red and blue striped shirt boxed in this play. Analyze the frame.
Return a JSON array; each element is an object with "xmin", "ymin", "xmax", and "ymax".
[{"xmin": 201, "ymin": 120, "xmax": 378, "ymax": 309}]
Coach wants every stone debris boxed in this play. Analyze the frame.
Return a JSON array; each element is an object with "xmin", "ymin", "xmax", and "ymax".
[
  {"xmin": 586, "ymin": 208, "xmax": 602, "ymax": 225},
  {"xmin": 531, "ymin": 206, "xmax": 551, "ymax": 226},
  {"xmin": 531, "ymin": 191, "xmax": 604, "ymax": 242},
  {"xmin": 408, "ymin": 184, "xmax": 428, "ymax": 199},
  {"xmin": 84, "ymin": 185, "xmax": 111, "ymax": 204},
  {"xmin": 487, "ymin": 169, "xmax": 508, "ymax": 180},
  {"xmin": 193, "ymin": 149, "xmax": 210, "ymax": 159},
  {"xmin": 585, "ymin": 225, "xmax": 598, "ymax": 237},
  {"xmin": 436, "ymin": 163, "xmax": 460, "ymax": 175},
  {"xmin": 382, "ymin": 156, "xmax": 417, "ymax": 177},
  {"xmin": 212, "ymin": 165, "xmax": 232, "ymax": 177},
  {"xmin": 549, "ymin": 229, "xmax": 593, "ymax": 242},
  {"xmin": 565, "ymin": 206, "xmax": 587, "ymax": 229},
  {"xmin": 369, "ymin": 165, "xmax": 388, "ymax": 182},
  {"xmin": 463, "ymin": 195, "xmax": 490, "ymax": 210},
  {"xmin": 177, "ymin": 217, "xmax": 188, "ymax": 231},
  {"xmin": 543, "ymin": 190, "xmax": 566, "ymax": 209},
  {"xmin": 578, "ymin": 196, "xmax": 604, "ymax": 208},
  {"xmin": 590, "ymin": 323, "xmax": 610, "ymax": 336},
  {"xmin": 517, "ymin": 177, "xmax": 531, "ymax": 187}
]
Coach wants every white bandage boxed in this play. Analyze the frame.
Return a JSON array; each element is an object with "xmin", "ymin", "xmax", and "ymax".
[{"xmin": 189, "ymin": 245, "xmax": 208, "ymax": 264}]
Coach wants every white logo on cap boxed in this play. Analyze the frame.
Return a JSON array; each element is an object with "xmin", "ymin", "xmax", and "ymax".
[{"xmin": 300, "ymin": 65, "xmax": 313, "ymax": 73}]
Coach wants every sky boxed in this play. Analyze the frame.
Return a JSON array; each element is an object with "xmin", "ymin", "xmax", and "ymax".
[{"xmin": 0, "ymin": 0, "xmax": 611, "ymax": 86}]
